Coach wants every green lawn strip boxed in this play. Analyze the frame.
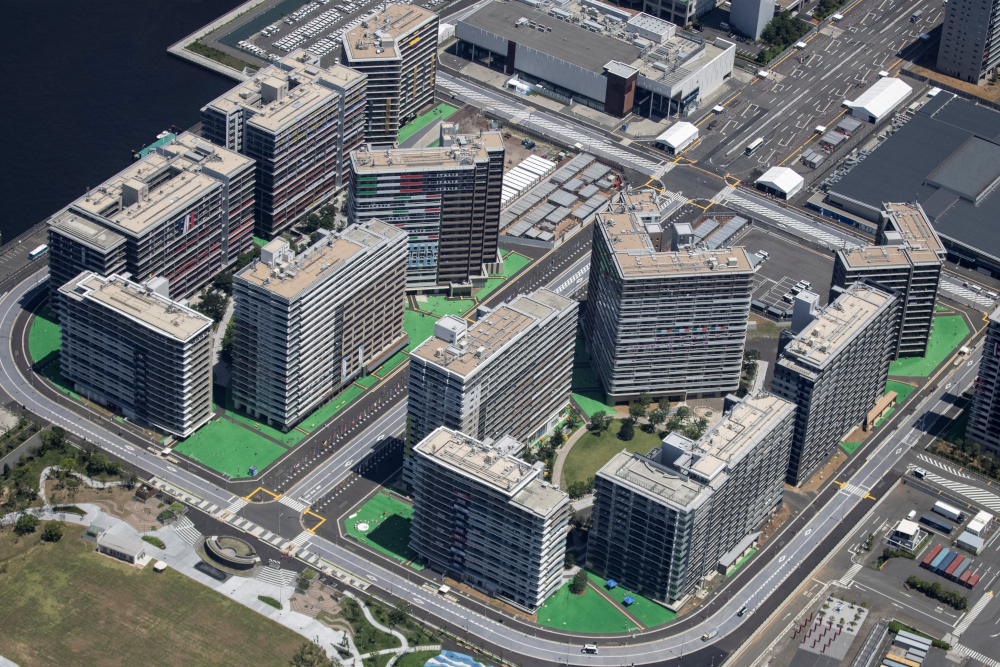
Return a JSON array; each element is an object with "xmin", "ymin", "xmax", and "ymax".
[
  {"xmin": 372, "ymin": 351, "xmax": 408, "ymax": 378},
  {"xmin": 571, "ymin": 392, "xmax": 617, "ymax": 419},
  {"xmin": 536, "ymin": 577, "xmax": 639, "ymax": 633},
  {"xmin": 726, "ymin": 548, "xmax": 758, "ymax": 577},
  {"xmin": 417, "ymin": 296, "xmax": 476, "ymax": 319},
  {"xmin": 397, "ymin": 104, "xmax": 459, "ymax": 143},
  {"xmin": 0, "ymin": 525, "xmax": 304, "ymax": 666},
  {"xmin": 562, "ymin": 420, "xmax": 661, "ymax": 489},
  {"xmin": 888, "ymin": 315, "xmax": 970, "ymax": 377},
  {"xmin": 935, "ymin": 305, "xmax": 949, "ymax": 312},
  {"xmin": 474, "ymin": 277, "xmax": 505, "ymax": 299},
  {"xmin": 394, "ymin": 650, "xmax": 441, "ymax": 667},
  {"xmin": 224, "ymin": 384, "xmax": 303, "ymax": 446},
  {"xmin": 28, "ymin": 305, "xmax": 61, "ymax": 366},
  {"xmin": 345, "ymin": 492, "xmax": 422, "ymax": 568},
  {"xmin": 38, "ymin": 359, "xmax": 82, "ymax": 400},
  {"xmin": 356, "ymin": 375, "xmax": 381, "ymax": 388},
  {"xmin": 875, "ymin": 381, "xmax": 918, "ymax": 428},
  {"xmin": 253, "ymin": 236, "xmax": 268, "ymax": 247},
  {"xmin": 499, "ymin": 252, "xmax": 531, "ymax": 279},
  {"xmin": 173, "ymin": 417, "xmax": 287, "ymax": 478},
  {"xmin": 585, "ymin": 572, "xmax": 676, "ymax": 628},
  {"xmin": 404, "ymin": 310, "xmax": 441, "ymax": 352},
  {"xmin": 301, "ymin": 383, "xmax": 367, "ymax": 430},
  {"xmin": 840, "ymin": 441, "xmax": 863, "ymax": 455}
]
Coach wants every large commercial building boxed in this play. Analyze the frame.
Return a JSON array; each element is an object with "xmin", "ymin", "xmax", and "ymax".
[
  {"xmin": 456, "ymin": 1, "xmax": 734, "ymax": 119},
  {"xmin": 729, "ymin": 0, "xmax": 774, "ymax": 41},
  {"xmin": 47, "ymin": 132, "xmax": 256, "ymax": 308},
  {"xmin": 231, "ymin": 220, "xmax": 407, "ymax": 431},
  {"xmin": 772, "ymin": 281, "xmax": 901, "ymax": 485},
  {"xmin": 408, "ymin": 288, "xmax": 577, "ymax": 445},
  {"xmin": 583, "ymin": 190, "xmax": 754, "ymax": 404},
  {"xmin": 341, "ymin": 4, "xmax": 438, "ymax": 145},
  {"xmin": 968, "ymin": 307, "xmax": 1000, "ymax": 456},
  {"xmin": 936, "ymin": 0, "xmax": 1000, "ymax": 84},
  {"xmin": 202, "ymin": 49, "xmax": 367, "ymax": 237},
  {"xmin": 409, "ymin": 427, "xmax": 570, "ymax": 611},
  {"xmin": 588, "ymin": 391, "xmax": 796, "ymax": 606},
  {"xmin": 814, "ymin": 92, "xmax": 1000, "ymax": 277},
  {"xmin": 58, "ymin": 272, "xmax": 214, "ymax": 438},
  {"xmin": 832, "ymin": 203, "xmax": 944, "ymax": 358},
  {"xmin": 348, "ymin": 129, "xmax": 505, "ymax": 290},
  {"xmin": 643, "ymin": 0, "xmax": 721, "ymax": 28}
]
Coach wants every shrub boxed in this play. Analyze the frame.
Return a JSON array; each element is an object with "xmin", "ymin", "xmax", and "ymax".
[
  {"xmin": 618, "ymin": 419, "xmax": 635, "ymax": 441},
  {"xmin": 157, "ymin": 509, "xmax": 175, "ymax": 522},
  {"xmin": 53, "ymin": 505, "xmax": 86, "ymax": 516},
  {"xmin": 259, "ymin": 595, "xmax": 282, "ymax": 610},
  {"xmin": 569, "ymin": 569, "xmax": 589, "ymax": 595},
  {"xmin": 41, "ymin": 521, "xmax": 65, "ymax": 542},
  {"xmin": 142, "ymin": 536, "xmax": 166, "ymax": 549},
  {"xmin": 14, "ymin": 513, "xmax": 39, "ymax": 536}
]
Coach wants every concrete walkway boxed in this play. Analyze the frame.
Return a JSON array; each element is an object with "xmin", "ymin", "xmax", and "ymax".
[
  {"xmin": 550, "ymin": 425, "xmax": 590, "ymax": 490},
  {"xmin": 37, "ymin": 466, "xmax": 122, "ymax": 504},
  {"xmin": 343, "ymin": 590, "xmax": 411, "ymax": 667}
]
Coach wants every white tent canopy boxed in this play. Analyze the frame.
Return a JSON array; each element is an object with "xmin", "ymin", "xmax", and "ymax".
[
  {"xmin": 845, "ymin": 77, "xmax": 913, "ymax": 123},
  {"xmin": 756, "ymin": 167, "xmax": 804, "ymax": 198},
  {"xmin": 655, "ymin": 122, "xmax": 699, "ymax": 153}
]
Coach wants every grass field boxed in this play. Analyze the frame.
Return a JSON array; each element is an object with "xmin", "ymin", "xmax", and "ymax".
[
  {"xmin": 935, "ymin": 305, "xmax": 950, "ymax": 313},
  {"xmin": 372, "ymin": 351, "xmax": 408, "ymax": 378},
  {"xmin": 571, "ymin": 392, "xmax": 617, "ymax": 418},
  {"xmin": 397, "ymin": 103, "xmax": 458, "ymax": 143},
  {"xmin": 404, "ymin": 310, "xmax": 440, "ymax": 352},
  {"xmin": 28, "ymin": 305, "xmax": 61, "ymax": 366},
  {"xmin": 888, "ymin": 315, "xmax": 970, "ymax": 377},
  {"xmin": 537, "ymin": 577, "xmax": 640, "ymax": 633},
  {"xmin": 0, "ymin": 524, "xmax": 304, "ymax": 666},
  {"xmin": 173, "ymin": 416, "xmax": 288, "ymax": 478},
  {"xmin": 345, "ymin": 492, "xmax": 421, "ymax": 568},
  {"xmin": 395, "ymin": 650, "xmax": 442, "ymax": 667},
  {"xmin": 584, "ymin": 572, "xmax": 675, "ymax": 627},
  {"xmin": 561, "ymin": 420, "xmax": 662, "ymax": 489},
  {"xmin": 254, "ymin": 235, "xmax": 268, "ymax": 247}
]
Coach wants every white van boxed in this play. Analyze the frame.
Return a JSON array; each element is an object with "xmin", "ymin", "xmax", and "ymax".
[{"xmin": 583, "ymin": 645, "xmax": 599, "ymax": 654}]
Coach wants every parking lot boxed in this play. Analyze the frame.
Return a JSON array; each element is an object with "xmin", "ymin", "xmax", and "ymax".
[{"xmin": 733, "ymin": 227, "xmax": 836, "ymax": 314}]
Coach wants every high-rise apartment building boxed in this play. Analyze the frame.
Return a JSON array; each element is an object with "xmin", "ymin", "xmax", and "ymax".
[
  {"xmin": 968, "ymin": 307, "xmax": 1000, "ymax": 456},
  {"xmin": 729, "ymin": 0, "xmax": 774, "ymax": 40},
  {"xmin": 587, "ymin": 391, "xmax": 795, "ymax": 606},
  {"xmin": 583, "ymin": 190, "xmax": 754, "ymax": 404},
  {"xmin": 409, "ymin": 426, "xmax": 570, "ymax": 611},
  {"xmin": 408, "ymin": 288, "xmax": 577, "ymax": 445},
  {"xmin": 47, "ymin": 132, "xmax": 256, "ymax": 307},
  {"xmin": 202, "ymin": 49, "xmax": 367, "ymax": 237},
  {"xmin": 936, "ymin": 0, "xmax": 1000, "ymax": 84},
  {"xmin": 349, "ymin": 130, "xmax": 505, "ymax": 290},
  {"xmin": 833, "ymin": 203, "xmax": 944, "ymax": 358},
  {"xmin": 231, "ymin": 220, "xmax": 407, "ymax": 431},
  {"xmin": 772, "ymin": 280, "xmax": 901, "ymax": 485},
  {"xmin": 58, "ymin": 272, "xmax": 214, "ymax": 438},
  {"xmin": 341, "ymin": 4, "xmax": 438, "ymax": 145}
]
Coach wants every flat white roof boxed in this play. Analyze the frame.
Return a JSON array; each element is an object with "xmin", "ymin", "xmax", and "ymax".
[
  {"xmin": 757, "ymin": 167, "xmax": 804, "ymax": 195},
  {"xmin": 656, "ymin": 121, "xmax": 699, "ymax": 149},
  {"xmin": 846, "ymin": 77, "xmax": 913, "ymax": 120},
  {"xmin": 896, "ymin": 519, "xmax": 920, "ymax": 536}
]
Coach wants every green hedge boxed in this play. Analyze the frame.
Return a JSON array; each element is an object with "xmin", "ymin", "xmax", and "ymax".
[
  {"xmin": 142, "ymin": 536, "xmax": 166, "ymax": 550},
  {"xmin": 258, "ymin": 595, "xmax": 282, "ymax": 610}
]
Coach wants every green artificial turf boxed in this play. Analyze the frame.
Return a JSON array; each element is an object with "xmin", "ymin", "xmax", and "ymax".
[
  {"xmin": 372, "ymin": 351, "xmax": 409, "ymax": 378},
  {"xmin": 404, "ymin": 310, "xmax": 440, "ymax": 352},
  {"xmin": 726, "ymin": 548, "xmax": 758, "ymax": 577},
  {"xmin": 253, "ymin": 236, "xmax": 268, "ymax": 248},
  {"xmin": 840, "ymin": 441, "xmax": 863, "ymax": 455},
  {"xmin": 888, "ymin": 315, "xmax": 970, "ymax": 377},
  {"xmin": 356, "ymin": 375, "xmax": 381, "ymax": 388},
  {"xmin": 562, "ymin": 420, "xmax": 661, "ymax": 489},
  {"xmin": 536, "ymin": 577, "xmax": 640, "ymax": 633},
  {"xmin": 498, "ymin": 252, "xmax": 531, "ymax": 279},
  {"xmin": 875, "ymin": 381, "xmax": 918, "ymax": 427},
  {"xmin": 173, "ymin": 417, "xmax": 289, "ymax": 478},
  {"xmin": 397, "ymin": 104, "xmax": 459, "ymax": 143},
  {"xmin": 416, "ymin": 296, "xmax": 476, "ymax": 319},
  {"xmin": 28, "ymin": 306, "xmax": 61, "ymax": 366},
  {"xmin": 571, "ymin": 392, "xmax": 617, "ymax": 419},
  {"xmin": 475, "ymin": 278, "xmax": 505, "ymax": 299},
  {"xmin": 584, "ymin": 572, "xmax": 676, "ymax": 628},
  {"xmin": 345, "ymin": 493, "xmax": 422, "ymax": 568},
  {"xmin": 934, "ymin": 305, "xmax": 950, "ymax": 313}
]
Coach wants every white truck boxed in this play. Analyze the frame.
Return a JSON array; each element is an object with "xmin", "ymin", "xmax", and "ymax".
[{"xmin": 933, "ymin": 501, "xmax": 964, "ymax": 523}]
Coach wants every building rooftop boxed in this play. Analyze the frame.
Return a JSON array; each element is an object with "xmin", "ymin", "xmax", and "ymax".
[
  {"xmin": 343, "ymin": 4, "xmax": 435, "ymax": 62},
  {"xmin": 49, "ymin": 211, "xmax": 126, "ymax": 252},
  {"xmin": 159, "ymin": 132, "xmax": 254, "ymax": 179},
  {"xmin": 60, "ymin": 273, "xmax": 212, "ymax": 342},
  {"xmin": 881, "ymin": 202, "xmax": 945, "ymax": 257},
  {"xmin": 599, "ymin": 450, "xmax": 707, "ymax": 512},
  {"xmin": 838, "ymin": 245, "xmax": 914, "ymax": 270},
  {"xmin": 411, "ymin": 288, "xmax": 574, "ymax": 378},
  {"xmin": 237, "ymin": 220, "xmax": 403, "ymax": 300},
  {"xmin": 781, "ymin": 282, "xmax": 894, "ymax": 369},
  {"xmin": 352, "ymin": 132, "xmax": 504, "ymax": 172}
]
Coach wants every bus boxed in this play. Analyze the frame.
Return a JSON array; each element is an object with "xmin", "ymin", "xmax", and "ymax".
[
  {"xmin": 29, "ymin": 244, "xmax": 48, "ymax": 260},
  {"xmin": 745, "ymin": 138, "xmax": 764, "ymax": 156}
]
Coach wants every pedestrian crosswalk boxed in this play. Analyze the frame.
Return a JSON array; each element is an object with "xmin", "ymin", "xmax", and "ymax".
[
  {"xmin": 226, "ymin": 498, "xmax": 248, "ymax": 514},
  {"xmin": 256, "ymin": 566, "xmax": 297, "ymax": 587},
  {"xmin": 173, "ymin": 516, "xmax": 202, "ymax": 546},
  {"xmin": 711, "ymin": 185, "xmax": 736, "ymax": 203},
  {"xmin": 838, "ymin": 563, "xmax": 863, "ymax": 586},
  {"xmin": 278, "ymin": 495, "xmax": 307, "ymax": 513},
  {"xmin": 723, "ymin": 193, "xmax": 860, "ymax": 249},
  {"xmin": 954, "ymin": 592, "xmax": 994, "ymax": 637},
  {"xmin": 954, "ymin": 643, "xmax": 1000, "ymax": 667},
  {"xmin": 916, "ymin": 454, "xmax": 971, "ymax": 479},
  {"xmin": 840, "ymin": 483, "xmax": 867, "ymax": 498},
  {"xmin": 923, "ymin": 471, "xmax": 1000, "ymax": 515},
  {"xmin": 939, "ymin": 281, "xmax": 996, "ymax": 309},
  {"xmin": 289, "ymin": 530, "xmax": 313, "ymax": 548}
]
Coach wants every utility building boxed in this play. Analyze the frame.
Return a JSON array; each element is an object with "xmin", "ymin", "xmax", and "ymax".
[
  {"xmin": 772, "ymin": 280, "xmax": 901, "ymax": 485},
  {"xmin": 408, "ymin": 288, "xmax": 577, "ymax": 445},
  {"xmin": 348, "ymin": 130, "xmax": 505, "ymax": 291},
  {"xmin": 583, "ymin": 189, "xmax": 754, "ymax": 404},
  {"xmin": 588, "ymin": 391, "xmax": 796, "ymax": 606},
  {"xmin": 47, "ymin": 132, "xmax": 256, "ymax": 306},
  {"xmin": 58, "ymin": 272, "xmax": 214, "ymax": 438},
  {"xmin": 968, "ymin": 306, "xmax": 1000, "ymax": 456},
  {"xmin": 341, "ymin": 4, "xmax": 438, "ymax": 146},
  {"xmin": 231, "ymin": 220, "xmax": 407, "ymax": 431},
  {"xmin": 409, "ymin": 426, "xmax": 570, "ymax": 611},
  {"xmin": 202, "ymin": 49, "xmax": 367, "ymax": 237},
  {"xmin": 832, "ymin": 202, "xmax": 944, "ymax": 358}
]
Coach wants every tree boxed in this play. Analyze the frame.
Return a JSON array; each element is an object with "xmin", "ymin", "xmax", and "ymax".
[
  {"xmin": 14, "ymin": 513, "xmax": 39, "ymax": 536},
  {"xmin": 589, "ymin": 410, "xmax": 607, "ymax": 433},
  {"xmin": 628, "ymin": 401, "xmax": 646, "ymax": 424},
  {"xmin": 564, "ymin": 551, "xmax": 576, "ymax": 568},
  {"xmin": 389, "ymin": 600, "xmax": 410, "ymax": 626},
  {"xmin": 234, "ymin": 246, "xmax": 261, "ymax": 271},
  {"xmin": 221, "ymin": 318, "xmax": 236, "ymax": 362},
  {"xmin": 647, "ymin": 408, "xmax": 666, "ymax": 433},
  {"xmin": 568, "ymin": 405, "xmax": 581, "ymax": 427},
  {"xmin": 41, "ymin": 521, "xmax": 65, "ymax": 542},
  {"xmin": 194, "ymin": 289, "xmax": 228, "ymax": 323},
  {"xmin": 289, "ymin": 640, "xmax": 341, "ymax": 667},
  {"xmin": 618, "ymin": 419, "xmax": 634, "ymax": 441},
  {"xmin": 550, "ymin": 425, "xmax": 565, "ymax": 449},
  {"xmin": 638, "ymin": 391, "xmax": 653, "ymax": 410},
  {"xmin": 673, "ymin": 406, "xmax": 691, "ymax": 422},
  {"xmin": 569, "ymin": 569, "xmax": 588, "ymax": 595},
  {"xmin": 213, "ymin": 271, "xmax": 233, "ymax": 296},
  {"xmin": 2, "ymin": 462, "xmax": 9, "ymax": 478}
]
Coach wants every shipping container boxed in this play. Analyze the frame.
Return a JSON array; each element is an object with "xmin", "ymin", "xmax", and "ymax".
[
  {"xmin": 951, "ymin": 557, "xmax": 971, "ymax": 581},
  {"xmin": 959, "ymin": 570, "xmax": 972, "ymax": 585},
  {"xmin": 967, "ymin": 573, "xmax": 980, "ymax": 588},
  {"xmin": 937, "ymin": 551, "xmax": 958, "ymax": 574},
  {"xmin": 929, "ymin": 548, "xmax": 951, "ymax": 570},
  {"xmin": 921, "ymin": 544, "xmax": 942, "ymax": 567},
  {"xmin": 921, "ymin": 514, "xmax": 954, "ymax": 534},
  {"xmin": 945, "ymin": 554, "xmax": 965, "ymax": 576}
]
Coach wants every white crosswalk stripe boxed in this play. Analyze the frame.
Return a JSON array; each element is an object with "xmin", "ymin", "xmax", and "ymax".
[
  {"xmin": 711, "ymin": 185, "xmax": 736, "ymax": 203},
  {"xmin": 723, "ymin": 193, "xmax": 860, "ymax": 248},
  {"xmin": 289, "ymin": 530, "xmax": 313, "ymax": 548},
  {"xmin": 954, "ymin": 592, "xmax": 994, "ymax": 637},
  {"xmin": 278, "ymin": 495, "xmax": 307, "ymax": 513},
  {"xmin": 940, "ymin": 281, "xmax": 995, "ymax": 309},
  {"xmin": 841, "ymin": 483, "xmax": 867, "ymax": 497},
  {"xmin": 954, "ymin": 643, "xmax": 1000, "ymax": 667},
  {"xmin": 172, "ymin": 516, "xmax": 203, "ymax": 546},
  {"xmin": 226, "ymin": 498, "xmax": 248, "ymax": 514},
  {"xmin": 923, "ymin": 471, "xmax": 1000, "ymax": 515},
  {"xmin": 256, "ymin": 567, "xmax": 297, "ymax": 587},
  {"xmin": 916, "ymin": 454, "xmax": 971, "ymax": 479},
  {"xmin": 839, "ymin": 563, "xmax": 863, "ymax": 585}
]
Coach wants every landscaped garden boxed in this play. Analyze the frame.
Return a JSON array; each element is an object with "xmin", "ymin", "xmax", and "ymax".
[{"xmin": 536, "ymin": 570, "xmax": 675, "ymax": 633}]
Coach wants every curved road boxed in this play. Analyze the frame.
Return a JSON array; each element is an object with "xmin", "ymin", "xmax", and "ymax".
[{"xmin": 0, "ymin": 268, "xmax": 981, "ymax": 665}]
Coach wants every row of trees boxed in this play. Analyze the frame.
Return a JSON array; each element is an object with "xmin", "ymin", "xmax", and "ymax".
[
  {"xmin": 756, "ymin": 11, "xmax": 812, "ymax": 63},
  {"xmin": 905, "ymin": 576, "xmax": 968, "ymax": 610},
  {"xmin": 588, "ymin": 398, "xmax": 708, "ymax": 443}
]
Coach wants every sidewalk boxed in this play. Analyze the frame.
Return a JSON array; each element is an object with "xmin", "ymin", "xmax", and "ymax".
[{"xmin": 550, "ymin": 425, "xmax": 590, "ymax": 489}]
